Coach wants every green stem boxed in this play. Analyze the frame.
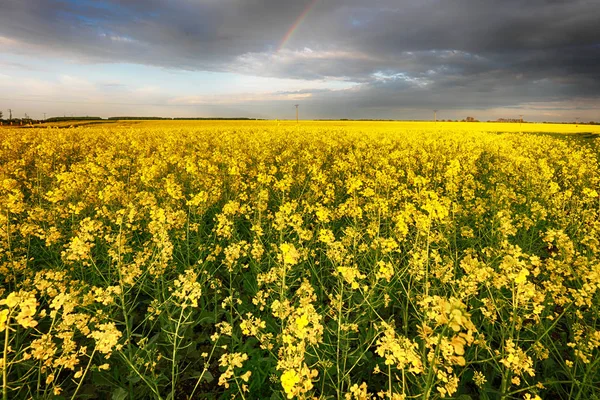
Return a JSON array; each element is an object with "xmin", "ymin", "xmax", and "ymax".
[
  {"xmin": 189, "ymin": 340, "xmax": 219, "ymax": 399},
  {"xmin": 336, "ymin": 278, "xmax": 344, "ymax": 397},
  {"xmin": 71, "ymin": 347, "xmax": 97, "ymax": 400},
  {"xmin": 118, "ymin": 352, "xmax": 162, "ymax": 399},
  {"xmin": 422, "ymin": 325, "xmax": 448, "ymax": 400},
  {"xmin": 388, "ymin": 364, "xmax": 392, "ymax": 398},
  {"xmin": 2, "ymin": 312, "xmax": 10, "ymax": 400},
  {"xmin": 171, "ymin": 310, "xmax": 185, "ymax": 400}
]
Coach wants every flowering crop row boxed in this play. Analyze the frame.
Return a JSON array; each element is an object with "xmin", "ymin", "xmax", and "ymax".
[{"xmin": 0, "ymin": 121, "xmax": 599, "ymax": 399}]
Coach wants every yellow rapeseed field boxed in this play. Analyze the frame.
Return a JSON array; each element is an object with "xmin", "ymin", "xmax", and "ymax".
[{"xmin": 1, "ymin": 121, "xmax": 599, "ymax": 399}]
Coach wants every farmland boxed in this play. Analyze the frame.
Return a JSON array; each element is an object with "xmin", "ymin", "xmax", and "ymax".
[{"xmin": 1, "ymin": 120, "xmax": 599, "ymax": 399}]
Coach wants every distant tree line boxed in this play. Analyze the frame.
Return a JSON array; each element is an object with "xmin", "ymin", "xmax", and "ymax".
[
  {"xmin": 541, "ymin": 121, "xmax": 598, "ymax": 125},
  {"xmin": 45, "ymin": 116, "xmax": 103, "ymax": 122},
  {"xmin": 173, "ymin": 117, "xmax": 259, "ymax": 120},
  {"xmin": 494, "ymin": 118, "xmax": 523, "ymax": 123},
  {"xmin": 0, "ymin": 115, "xmax": 263, "ymax": 124},
  {"xmin": 108, "ymin": 117, "xmax": 259, "ymax": 121},
  {"xmin": 107, "ymin": 117, "xmax": 171, "ymax": 120}
]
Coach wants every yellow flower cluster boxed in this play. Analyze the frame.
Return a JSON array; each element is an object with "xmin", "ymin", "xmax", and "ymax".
[
  {"xmin": 89, "ymin": 322, "xmax": 123, "ymax": 357},
  {"xmin": 218, "ymin": 352, "xmax": 250, "ymax": 389},
  {"xmin": 277, "ymin": 280, "xmax": 322, "ymax": 398},
  {"xmin": 375, "ymin": 322, "xmax": 423, "ymax": 373},
  {"xmin": 0, "ymin": 290, "xmax": 38, "ymax": 329},
  {"xmin": 499, "ymin": 339, "xmax": 535, "ymax": 386},
  {"xmin": 170, "ymin": 269, "xmax": 202, "ymax": 308}
]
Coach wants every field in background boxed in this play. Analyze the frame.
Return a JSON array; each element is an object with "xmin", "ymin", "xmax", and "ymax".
[
  {"xmin": 1, "ymin": 121, "xmax": 599, "ymax": 399},
  {"xmin": 3, "ymin": 119, "xmax": 600, "ymax": 136}
]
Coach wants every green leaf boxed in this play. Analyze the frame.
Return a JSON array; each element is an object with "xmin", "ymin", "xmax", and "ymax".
[
  {"xmin": 112, "ymin": 387, "xmax": 129, "ymax": 400},
  {"xmin": 188, "ymin": 369, "xmax": 214, "ymax": 383}
]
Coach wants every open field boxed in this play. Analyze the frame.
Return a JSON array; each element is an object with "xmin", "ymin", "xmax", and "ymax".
[
  {"xmin": 3, "ymin": 119, "xmax": 600, "ymax": 135},
  {"xmin": 1, "ymin": 121, "xmax": 599, "ymax": 399}
]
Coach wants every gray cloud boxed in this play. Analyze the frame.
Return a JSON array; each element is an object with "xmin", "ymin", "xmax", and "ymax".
[{"xmin": 1, "ymin": 0, "xmax": 599, "ymax": 118}]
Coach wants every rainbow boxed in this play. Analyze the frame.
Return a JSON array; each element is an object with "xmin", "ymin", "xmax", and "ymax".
[{"xmin": 277, "ymin": 0, "xmax": 320, "ymax": 52}]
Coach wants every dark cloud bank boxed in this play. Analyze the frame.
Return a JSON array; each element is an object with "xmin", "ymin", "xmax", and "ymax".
[{"xmin": 1, "ymin": 0, "xmax": 599, "ymax": 119}]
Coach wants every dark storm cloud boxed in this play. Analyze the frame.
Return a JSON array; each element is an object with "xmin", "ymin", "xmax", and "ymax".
[
  {"xmin": 1, "ymin": 0, "xmax": 599, "ymax": 113},
  {"xmin": 0, "ymin": 0, "xmax": 312, "ymax": 68}
]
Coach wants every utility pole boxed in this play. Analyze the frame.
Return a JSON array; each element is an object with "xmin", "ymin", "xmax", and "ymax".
[
  {"xmin": 575, "ymin": 117, "xmax": 579, "ymax": 127},
  {"xmin": 43, "ymin": 113, "xmax": 46, "ymax": 120},
  {"xmin": 519, "ymin": 114, "xmax": 523, "ymax": 127},
  {"xmin": 433, "ymin": 109, "xmax": 438, "ymax": 123},
  {"xmin": 295, "ymin": 104, "xmax": 299, "ymax": 123},
  {"xmin": 8, "ymin": 109, "xmax": 12, "ymax": 120}
]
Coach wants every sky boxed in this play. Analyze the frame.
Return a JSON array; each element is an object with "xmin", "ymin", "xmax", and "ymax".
[{"xmin": 1, "ymin": 0, "xmax": 599, "ymax": 121}]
